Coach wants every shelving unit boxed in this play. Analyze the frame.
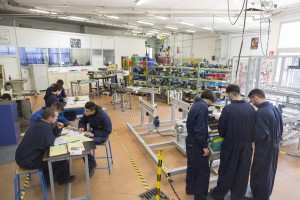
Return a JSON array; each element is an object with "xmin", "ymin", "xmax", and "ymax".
[{"xmin": 129, "ymin": 64, "xmax": 232, "ymax": 94}]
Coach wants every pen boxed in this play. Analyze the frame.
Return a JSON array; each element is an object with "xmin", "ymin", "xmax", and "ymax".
[{"xmin": 69, "ymin": 140, "xmax": 80, "ymax": 143}]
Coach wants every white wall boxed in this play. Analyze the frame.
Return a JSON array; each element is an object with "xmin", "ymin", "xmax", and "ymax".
[
  {"xmin": 114, "ymin": 37, "xmax": 146, "ymax": 67},
  {"xmin": 162, "ymin": 33, "xmax": 220, "ymax": 63},
  {"xmin": 228, "ymin": 33, "xmax": 268, "ymax": 59},
  {"xmin": 0, "ymin": 25, "xmax": 147, "ymax": 82}
]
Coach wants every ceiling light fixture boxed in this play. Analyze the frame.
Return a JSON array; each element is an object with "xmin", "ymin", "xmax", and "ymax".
[
  {"xmin": 185, "ymin": 30, "xmax": 196, "ymax": 33},
  {"xmin": 201, "ymin": 27, "xmax": 213, "ymax": 30},
  {"xmin": 136, "ymin": 20, "xmax": 154, "ymax": 26},
  {"xmin": 155, "ymin": 16, "xmax": 168, "ymax": 20},
  {"xmin": 29, "ymin": 9, "xmax": 57, "ymax": 15},
  {"xmin": 106, "ymin": 15, "xmax": 119, "ymax": 19},
  {"xmin": 180, "ymin": 21, "xmax": 195, "ymax": 26},
  {"xmin": 136, "ymin": 0, "xmax": 147, "ymax": 6},
  {"xmin": 166, "ymin": 26, "xmax": 178, "ymax": 30},
  {"xmin": 132, "ymin": 30, "xmax": 142, "ymax": 34},
  {"xmin": 149, "ymin": 30, "xmax": 159, "ymax": 33},
  {"xmin": 162, "ymin": 32, "xmax": 171, "ymax": 35},
  {"xmin": 69, "ymin": 16, "xmax": 86, "ymax": 21}
]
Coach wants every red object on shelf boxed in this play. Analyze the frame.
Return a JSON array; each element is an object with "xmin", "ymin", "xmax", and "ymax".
[{"xmin": 140, "ymin": 61, "xmax": 147, "ymax": 66}]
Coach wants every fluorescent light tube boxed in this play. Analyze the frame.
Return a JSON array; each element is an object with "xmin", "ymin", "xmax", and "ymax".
[
  {"xmin": 155, "ymin": 16, "xmax": 168, "ymax": 20},
  {"xmin": 132, "ymin": 30, "xmax": 142, "ymax": 33},
  {"xmin": 162, "ymin": 33, "xmax": 171, "ymax": 35},
  {"xmin": 180, "ymin": 21, "xmax": 195, "ymax": 26},
  {"xmin": 69, "ymin": 16, "xmax": 86, "ymax": 21},
  {"xmin": 202, "ymin": 27, "xmax": 213, "ymax": 30},
  {"xmin": 29, "ymin": 9, "xmax": 57, "ymax": 15},
  {"xmin": 136, "ymin": 0, "xmax": 147, "ymax": 6},
  {"xmin": 166, "ymin": 26, "xmax": 178, "ymax": 30},
  {"xmin": 185, "ymin": 30, "xmax": 196, "ymax": 33},
  {"xmin": 149, "ymin": 30, "xmax": 159, "ymax": 33},
  {"xmin": 106, "ymin": 15, "xmax": 119, "ymax": 19},
  {"xmin": 136, "ymin": 21, "xmax": 154, "ymax": 26}
]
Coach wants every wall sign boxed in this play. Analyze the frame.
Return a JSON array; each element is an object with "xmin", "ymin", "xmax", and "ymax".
[
  {"xmin": 250, "ymin": 37, "xmax": 259, "ymax": 50},
  {"xmin": 70, "ymin": 38, "xmax": 81, "ymax": 48},
  {"xmin": 0, "ymin": 29, "xmax": 10, "ymax": 44}
]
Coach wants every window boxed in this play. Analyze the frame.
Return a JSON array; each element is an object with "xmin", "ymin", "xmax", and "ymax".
[
  {"xmin": 0, "ymin": 46, "xmax": 16, "ymax": 56},
  {"xmin": 278, "ymin": 21, "xmax": 300, "ymax": 49},
  {"xmin": 48, "ymin": 48, "xmax": 60, "ymax": 67},
  {"xmin": 18, "ymin": 47, "xmax": 48, "ymax": 66},
  {"xmin": 60, "ymin": 48, "xmax": 91, "ymax": 67}
]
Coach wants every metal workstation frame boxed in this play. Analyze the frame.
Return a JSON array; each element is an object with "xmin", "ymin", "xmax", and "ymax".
[{"xmin": 127, "ymin": 97, "xmax": 220, "ymax": 180}]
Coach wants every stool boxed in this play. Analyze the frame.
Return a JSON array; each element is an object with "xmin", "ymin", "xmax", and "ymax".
[
  {"xmin": 14, "ymin": 166, "xmax": 47, "ymax": 200},
  {"xmin": 112, "ymin": 91, "xmax": 132, "ymax": 112},
  {"xmin": 92, "ymin": 139, "xmax": 113, "ymax": 174}
]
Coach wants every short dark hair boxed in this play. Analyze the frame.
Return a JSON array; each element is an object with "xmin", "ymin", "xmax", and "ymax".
[
  {"xmin": 215, "ymin": 92, "xmax": 222, "ymax": 99},
  {"xmin": 226, "ymin": 84, "xmax": 240, "ymax": 96},
  {"xmin": 248, "ymin": 89, "xmax": 265, "ymax": 99},
  {"xmin": 1, "ymin": 93, "xmax": 12, "ymax": 100},
  {"xmin": 50, "ymin": 83, "xmax": 62, "ymax": 92},
  {"xmin": 201, "ymin": 89, "xmax": 217, "ymax": 102},
  {"xmin": 56, "ymin": 79, "xmax": 64, "ymax": 87},
  {"xmin": 85, "ymin": 101, "xmax": 97, "ymax": 111},
  {"xmin": 51, "ymin": 102, "xmax": 64, "ymax": 112},
  {"xmin": 41, "ymin": 107, "xmax": 56, "ymax": 119}
]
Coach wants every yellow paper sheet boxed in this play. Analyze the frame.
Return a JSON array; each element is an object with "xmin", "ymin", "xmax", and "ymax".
[
  {"xmin": 49, "ymin": 144, "xmax": 68, "ymax": 157},
  {"xmin": 60, "ymin": 135, "xmax": 93, "ymax": 143}
]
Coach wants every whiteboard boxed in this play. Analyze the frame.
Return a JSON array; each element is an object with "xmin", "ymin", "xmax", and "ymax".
[{"xmin": 0, "ymin": 57, "xmax": 21, "ymax": 80}]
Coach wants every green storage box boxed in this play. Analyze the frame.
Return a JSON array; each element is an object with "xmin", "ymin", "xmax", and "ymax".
[{"xmin": 211, "ymin": 136, "xmax": 224, "ymax": 152}]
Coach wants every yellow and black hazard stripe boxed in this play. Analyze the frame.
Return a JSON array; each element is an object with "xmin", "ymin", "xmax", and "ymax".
[
  {"xmin": 20, "ymin": 175, "xmax": 30, "ymax": 200},
  {"xmin": 156, "ymin": 151, "xmax": 163, "ymax": 200},
  {"xmin": 114, "ymin": 126, "xmax": 149, "ymax": 190}
]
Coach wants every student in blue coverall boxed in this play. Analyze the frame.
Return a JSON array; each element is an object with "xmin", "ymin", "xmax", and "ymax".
[
  {"xmin": 44, "ymin": 83, "xmax": 65, "ymax": 107},
  {"xmin": 78, "ymin": 102, "xmax": 112, "ymax": 177},
  {"xmin": 15, "ymin": 107, "xmax": 76, "ymax": 185},
  {"xmin": 46, "ymin": 79, "xmax": 68, "ymax": 104},
  {"xmin": 248, "ymin": 89, "xmax": 283, "ymax": 200},
  {"xmin": 210, "ymin": 85, "xmax": 256, "ymax": 200},
  {"xmin": 186, "ymin": 89, "xmax": 217, "ymax": 200},
  {"xmin": 30, "ymin": 102, "xmax": 72, "ymax": 136}
]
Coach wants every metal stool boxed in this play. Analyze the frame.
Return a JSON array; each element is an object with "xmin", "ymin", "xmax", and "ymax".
[
  {"xmin": 92, "ymin": 139, "xmax": 113, "ymax": 174},
  {"xmin": 14, "ymin": 166, "xmax": 47, "ymax": 200}
]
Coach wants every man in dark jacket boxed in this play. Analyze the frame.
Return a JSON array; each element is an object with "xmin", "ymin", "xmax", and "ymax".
[
  {"xmin": 15, "ymin": 107, "xmax": 76, "ymax": 185},
  {"xmin": 210, "ymin": 85, "xmax": 256, "ymax": 200},
  {"xmin": 78, "ymin": 101, "xmax": 112, "ymax": 177},
  {"xmin": 186, "ymin": 89, "xmax": 217, "ymax": 200},
  {"xmin": 44, "ymin": 83, "xmax": 64, "ymax": 107},
  {"xmin": 248, "ymin": 89, "xmax": 283, "ymax": 200},
  {"xmin": 30, "ymin": 102, "xmax": 71, "ymax": 136},
  {"xmin": 46, "ymin": 79, "xmax": 68, "ymax": 103}
]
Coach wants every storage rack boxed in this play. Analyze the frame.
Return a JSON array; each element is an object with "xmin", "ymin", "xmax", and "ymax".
[{"xmin": 129, "ymin": 64, "xmax": 232, "ymax": 94}]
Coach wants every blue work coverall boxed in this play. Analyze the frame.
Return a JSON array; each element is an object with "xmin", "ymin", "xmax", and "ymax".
[
  {"xmin": 15, "ymin": 120, "xmax": 71, "ymax": 185},
  {"xmin": 212, "ymin": 100, "xmax": 255, "ymax": 200},
  {"xmin": 186, "ymin": 98, "xmax": 210, "ymax": 200},
  {"xmin": 78, "ymin": 106, "xmax": 112, "ymax": 171},
  {"xmin": 250, "ymin": 101, "xmax": 283, "ymax": 200}
]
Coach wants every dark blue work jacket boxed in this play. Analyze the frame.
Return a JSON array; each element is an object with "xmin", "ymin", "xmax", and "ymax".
[
  {"xmin": 78, "ymin": 106, "xmax": 112, "ymax": 144},
  {"xmin": 186, "ymin": 98, "xmax": 209, "ymax": 148}
]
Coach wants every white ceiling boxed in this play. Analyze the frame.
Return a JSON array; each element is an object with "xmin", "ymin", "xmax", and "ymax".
[{"xmin": 1, "ymin": 0, "xmax": 300, "ymax": 35}]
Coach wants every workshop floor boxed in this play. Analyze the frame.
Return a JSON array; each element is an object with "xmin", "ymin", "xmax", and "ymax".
[{"xmin": 0, "ymin": 92, "xmax": 300, "ymax": 200}]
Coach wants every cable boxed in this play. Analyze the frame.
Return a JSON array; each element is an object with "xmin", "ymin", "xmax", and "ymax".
[
  {"xmin": 227, "ymin": 0, "xmax": 246, "ymax": 25},
  {"xmin": 235, "ymin": 0, "xmax": 248, "ymax": 82},
  {"xmin": 259, "ymin": 4, "xmax": 271, "ymax": 56},
  {"xmin": 155, "ymin": 127, "xmax": 175, "ymax": 137}
]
